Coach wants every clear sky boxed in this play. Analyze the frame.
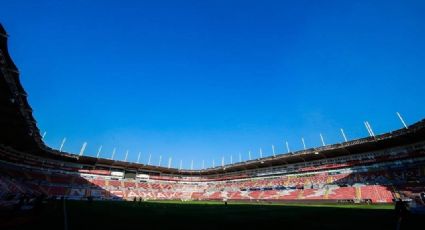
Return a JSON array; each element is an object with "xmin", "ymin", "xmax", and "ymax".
[{"xmin": 1, "ymin": 0, "xmax": 424, "ymax": 169}]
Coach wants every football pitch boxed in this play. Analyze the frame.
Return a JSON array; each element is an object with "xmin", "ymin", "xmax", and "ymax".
[{"xmin": 3, "ymin": 200, "xmax": 422, "ymax": 230}]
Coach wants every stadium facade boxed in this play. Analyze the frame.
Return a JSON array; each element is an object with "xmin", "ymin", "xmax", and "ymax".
[{"xmin": 1, "ymin": 24, "xmax": 425, "ymax": 204}]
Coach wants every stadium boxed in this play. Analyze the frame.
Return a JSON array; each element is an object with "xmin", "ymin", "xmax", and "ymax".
[{"xmin": 1, "ymin": 3, "xmax": 425, "ymax": 230}]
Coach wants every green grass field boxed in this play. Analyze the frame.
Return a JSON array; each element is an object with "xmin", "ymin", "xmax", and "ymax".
[{"xmin": 2, "ymin": 200, "xmax": 421, "ymax": 230}]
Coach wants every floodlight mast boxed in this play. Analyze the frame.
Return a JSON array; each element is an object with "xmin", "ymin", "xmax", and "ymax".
[
  {"xmin": 96, "ymin": 145, "xmax": 103, "ymax": 158},
  {"xmin": 148, "ymin": 153, "xmax": 152, "ymax": 165},
  {"xmin": 301, "ymin": 137, "xmax": 306, "ymax": 150},
  {"xmin": 111, "ymin": 148, "xmax": 116, "ymax": 160},
  {"xmin": 368, "ymin": 121, "xmax": 375, "ymax": 136},
  {"xmin": 79, "ymin": 142, "xmax": 87, "ymax": 156},
  {"xmin": 320, "ymin": 133, "xmax": 326, "ymax": 146},
  {"xmin": 59, "ymin": 137, "xmax": 67, "ymax": 152},
  {"xmin": 124, "ymin": 150, "xmax": 129, "ymax": 162},
  {"xmin": 272, "ymin": 145, "xmax": 276, "ymax": 157},
  {"xmin": 364, "ymin": 122, "xmax": 372, "ymax": 136},
  {"xmin": 397, "ymin": 112, "xmax": 408, "ymax": 129},
  {"xmin": 137, "ymin": 152, "xmax": 141, "ymax": 163},
  {"xmin": 340, "ymin": 128, "xmax": 348, "ymax": 142},
  {"xmin": 168, "ymin": 157, "xmax": 172, "ymax": 168},
  {"xmin": 364, "ymin": 121, "xmax": 375, "ymax": 137},
  {"xmin": 286, "ymin": 141, "xmax": 290, "ymax": 153}
]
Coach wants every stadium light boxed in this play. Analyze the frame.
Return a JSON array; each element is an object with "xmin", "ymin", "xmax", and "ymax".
[
  {"xmin": 364, "ymin": 121, "xmax": 375, "ymax": 137},
  {"xmin": 368, "ymin": 121, "xmax": 376, "ymax": 136},
  {"xmin": 158, "ymin": 155, "xmax": 162, "ymax": 167},
  {"xmin": 96, "ymin": 145, "xmax": 103, "ymax": 158},
  {"xmin": 137, "ymin": 152, "xmax": 141, "ymax": 163},
  {"xmin": 191, "ymin": 160, "xmax": 194, "ymax": 170},
  {"xmin": 248, "ymin": 151, "xmax": 252, "ymax": 160},
  {"xmin": 59, "ymin": 137, "xmax": 66, "ymax": 152},
  {"xmin": 286, "ymin": 141, "xmax": 290, "ymax": 153},
  {"xmin": 301, "ymin": 137, "xmax": 306, "ymax": 150},
  {"xmin": 272, "ymin": 145, "xmax": 276, "ymax": 157},
  {"xmin": 179, "ymin": 160, "xmax": 182, "ymax": 170},
  {"xmin": 168, "ymin": 157, "xmax": 172, "ymax": 168},
  {"xmin": 111, "ymin": 148, "xmax": 116, "ymax": 160},
  {"xmin": 260, "ymin": 148, "xmax": 263, "ymax": 158},
  {"xmin": 202, "ymin": 160, "xmax": 205, "ymax": 169},
  {"xmin": 340, "ymin": 128, "xmax": 348, "ymax": 142},
  {"xmin": 124, "ymin": 150, "xmax": 129, "ymax": 162},
  {"xmin": 221, "ymin": 157, "xmax": 224, "ymax": 167},
  {"xmin": 397, "ymin": 112, "xmax": 408, "ymax": 129},
  {"xmin": 79, "ymin": 142, "xmax": 87, "ymax": 156},
  {"xmin": 239, "ymin": 152, "xmax": 242, "ymax": 162},
  {"xmin": 148, "ymin": 153, "xmax": 152, "ymax": 165},
  {"xmin": 212, "ymin": 159, "xmax": 215, "ymax": 168},
  {"xmin": 230, "ymin": 155, "xmax": 233, "ymax": 164},
  {"xmin": 364, "ymin": 121, "xmax": 372, "ymax": 136},
  {"xmin": 320, "ymin": 133, "xmax": 326, "ymax": 146}
]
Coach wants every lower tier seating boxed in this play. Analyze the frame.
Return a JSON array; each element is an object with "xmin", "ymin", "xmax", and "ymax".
[{"xmin": 1, "ymin": 160, "xmax": 424, "ymax": 203}]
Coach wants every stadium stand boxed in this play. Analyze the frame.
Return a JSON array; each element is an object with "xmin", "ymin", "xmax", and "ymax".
[{"xmin": 0, "ymin": 23, "xmax": 425, "ymax": 209}]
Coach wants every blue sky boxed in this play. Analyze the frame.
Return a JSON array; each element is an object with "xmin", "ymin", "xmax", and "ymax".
[{"xmin": 1, "ymin": 0, "xmax": 424, "ymax": 169}]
